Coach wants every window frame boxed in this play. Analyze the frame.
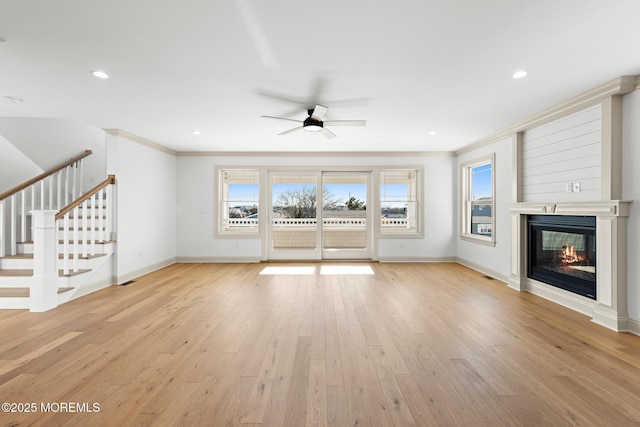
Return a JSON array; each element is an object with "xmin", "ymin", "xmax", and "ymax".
[
  {"xmin": 215, "ymin": 168, "xmax": 263, "ymax": 238},
  {"xmin": 460, "ymin": 153, "xmax": 496, "ymax": 246},
  {"xmin": 377, "ymin": 168, "xmax": 423, "ymax": 238}
]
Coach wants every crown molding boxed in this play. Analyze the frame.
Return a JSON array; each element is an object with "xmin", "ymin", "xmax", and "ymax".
[
  {"xmin": 176, "ymin": 150, "xmax": 455, "ymax": 157},
  {"xmin": 456, "ymin": 75, "xmax": 638, "ymax": 156},
  {"xmin": 104, "ymin": 129, "xmax": 178, "ymax": 156}
]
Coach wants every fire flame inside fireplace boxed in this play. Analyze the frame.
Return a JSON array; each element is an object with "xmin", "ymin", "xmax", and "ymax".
[{"xmin": 560, "ymin": 245, "xmax": 584, "ymax": 265}]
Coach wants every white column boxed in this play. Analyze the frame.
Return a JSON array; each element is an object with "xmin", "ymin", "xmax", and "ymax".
[
  {"xmin": 30, "ymin": 210, "xmax": 58, "ymax": 312},
  {"xmin": 508, "ymin": 212, "xmax": 527, "ymax": 292},
  {"xmin": 592, "ymin": 215, "xmax": 629, "ymax": 331}
]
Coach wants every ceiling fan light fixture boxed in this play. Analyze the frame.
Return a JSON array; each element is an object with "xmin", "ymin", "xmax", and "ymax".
[{"xmin": 304, "ymin": 124, "xmax": 323, "ymax": 132}]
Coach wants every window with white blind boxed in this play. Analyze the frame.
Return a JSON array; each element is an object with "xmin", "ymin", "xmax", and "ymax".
[
  {"xmin": 379, "ymin": 169, "xmax": 421, "ymax": 235},
  {"xmin": 218, "ymin": 169, "xmax": 260, "ymax": 235}
]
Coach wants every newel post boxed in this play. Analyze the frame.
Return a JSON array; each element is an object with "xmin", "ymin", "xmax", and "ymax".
[{"xmin": 30, "ymin": 210, "xmax": 58, "ymax": 312}]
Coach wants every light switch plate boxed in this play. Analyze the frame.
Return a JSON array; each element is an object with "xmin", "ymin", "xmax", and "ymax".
[
  {"xmin": 565, "ymin": 183, "xmax": 573, "ymax": 193},
  {"xmin": 573, "ymin": 182, "xmax": 581, "ymax": 192}
]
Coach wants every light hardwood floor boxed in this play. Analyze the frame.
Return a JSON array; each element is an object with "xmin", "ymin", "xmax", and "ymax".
[{"xmin": 1, "ymin": 262, "xmax": 640, "ymax": 426}]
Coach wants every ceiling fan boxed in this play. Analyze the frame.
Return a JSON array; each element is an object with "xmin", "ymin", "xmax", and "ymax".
[{"xmin": 262, "ymin": 104, "xmax": 366, "ymax": 139}]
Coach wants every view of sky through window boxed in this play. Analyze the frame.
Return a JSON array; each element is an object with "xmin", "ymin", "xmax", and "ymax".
[{"xmin": 471, "ymin": 163, "xmax": 492, "ymax": 200}]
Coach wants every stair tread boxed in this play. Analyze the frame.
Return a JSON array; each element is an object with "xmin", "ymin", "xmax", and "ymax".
[
  {"xmin": 0, "ymin": 269, "xmax": 92, "ymax": 277},
  {"xmin": 0, "ymin": 288, "xmax": 29, "ymax": 297},
  {"xmin": 0, "ymin": 254, "xmax": 32, "ymax": 260},
  {"xmin": 0, "ymin": 287, "xmax": 75, "ymax": 298},
  {"xmin": 58, "ymin": 240, "xmax": 116, "ymax": 244},
  {"xmin": 1, "ymin": 254, "xmax": 107, "ymax": 260},
  {"xmin": 0, "ymin": 269, "xmax": 32, "ymax": 277}
]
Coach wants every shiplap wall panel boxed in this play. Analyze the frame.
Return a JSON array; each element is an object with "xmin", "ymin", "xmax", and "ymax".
[{"xmin": 522, "ymin": 104, "xmax": 602, "ymax": 202}]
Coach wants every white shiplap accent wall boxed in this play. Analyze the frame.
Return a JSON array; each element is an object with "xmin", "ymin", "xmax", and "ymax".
[{"xmin": 522, "ymin": 104, "xmax": 602, "ymax": 202}]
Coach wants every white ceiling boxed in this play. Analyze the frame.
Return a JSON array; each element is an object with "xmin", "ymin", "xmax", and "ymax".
[{"xmin": 1, "ymin": 0, "xmax": 639, "ymax": 153}]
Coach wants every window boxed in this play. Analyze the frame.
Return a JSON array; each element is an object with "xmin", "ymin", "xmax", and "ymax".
[
  {"xmin": 218, "ymin": 169, "xmax": 260, "ymax": 235},
  {"xmin": 379, "ymin": 169, "xmax": 420, "ymax": 235},
  {"xmin": 461, "ymin": 154, "xmax": 495, "ymax": 245}
]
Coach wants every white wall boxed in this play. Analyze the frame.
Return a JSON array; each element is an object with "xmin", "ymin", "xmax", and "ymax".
[
  {"xmin": 456, "ymin": 137, "xmax": 513, "ymax": 280},
  {"xmin": 0, "ymin": 133, "xmax": 42, "ymax": 193},
  {"xmin": 176, "ymin": 154, "xmax": 456, "ymax": 261},
  {"xmin": 622, "ymin": 89, "xmax": 640, "ymax": 326},
  {"xmin": 0, "ymin": 118, "xmax": 107, "ymax": 192},
  {"xmin": 107, "ymin": 133, "xmax": 177, "ymax": 282}
]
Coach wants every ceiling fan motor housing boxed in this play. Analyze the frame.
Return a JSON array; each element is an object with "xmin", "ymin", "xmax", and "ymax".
[{"xmin": 303, "ymin": 116, "xmax": 324, "ymax": 132}]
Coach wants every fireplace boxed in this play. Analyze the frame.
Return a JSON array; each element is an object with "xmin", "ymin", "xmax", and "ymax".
[{"xmin": 527, "ymin": 215, "xmax": 596, "ymax": 299}]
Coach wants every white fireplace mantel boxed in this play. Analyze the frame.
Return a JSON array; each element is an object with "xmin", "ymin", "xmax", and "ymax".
[
  {"xmin": 508, "ymin": 200, "xmax": 632, "ymax": 331},
  {"xmin": 508, "ymin": 201, "xmax": 630, "ymax": 217}
]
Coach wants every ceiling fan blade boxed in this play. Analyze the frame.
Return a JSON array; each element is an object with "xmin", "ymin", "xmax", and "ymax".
[
  {"xmin": 308, "ymin": 77, "xmax": 327, "ymax": 106},
  {"xmin": 323, "ymin": 120, "xmax": 366, "ymax": 126},
  {"xmin": 279, "ymin": 126, "xmax": 304, "ymax": 135},
  {"xmin": 256, "ymin": 90, "xmax": 309, "ymax": 106},
  {"xmin": 310, "ymin": 104, "xmax": 329, "ymax": 121},
  {"xmin": 320, "ymin": 128, "xmax": 337, "ymax": 139},
  {"xmin": 262, "ymin": 115, "xmax": 303, "ymax": 123}
]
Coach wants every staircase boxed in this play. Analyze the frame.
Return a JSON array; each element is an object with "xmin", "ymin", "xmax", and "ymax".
[{"xmin": 0, "ymin": 151, "xmax": 116, "ymax": 311}]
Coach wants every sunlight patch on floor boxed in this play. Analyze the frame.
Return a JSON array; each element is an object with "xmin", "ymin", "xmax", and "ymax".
[{"xmin": 259, "ymin": 266, "xmax": 316, "ymax": 275}]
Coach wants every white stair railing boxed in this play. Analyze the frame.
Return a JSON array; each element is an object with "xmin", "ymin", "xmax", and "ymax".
[
  {"xmin": 0, "ymin": 150, "xmax": 92, "ymax": 258},
  {"xmin": 56, "ymin": 175, "xmax": 115, "ymax": 275}
]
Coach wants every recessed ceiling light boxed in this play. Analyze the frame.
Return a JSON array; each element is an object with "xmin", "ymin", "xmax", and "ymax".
[
  {"xmin": 512, "ymin": 70, "xmax": 528, "ymax": 79},
  {"xmin": 192, "ymin": 130, "xmax": 201, "ymax": 135},
  {"xmin": 429, "ymin": 131, "xmax": 438, "ymax": 135},
  {"xmin": 92, "ymin": 70, "xmax": 109, "ymax": 79}
]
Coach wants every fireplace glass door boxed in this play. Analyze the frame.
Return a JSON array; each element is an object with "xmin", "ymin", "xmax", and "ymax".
[{"xmin": 528, "ymin": 215, "xmax": 596, "ymax": 299}]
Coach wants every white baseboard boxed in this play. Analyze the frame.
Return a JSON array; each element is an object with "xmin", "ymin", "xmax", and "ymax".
[
  {"xmin": 175, "ymin": 256, "xmax": 262, "ymax": 263},
  {"xmin": 456, "ymin": 257, "xmax": 509, "ymax": 283},
  {"xmin": 65, "ymin": 277, "xmax": 113, "ymax": 302},
  {"xmin": 116, "ymin": 257, "xmax": 177, "ymax": 284},
  {"xmin": 378, "ymin": 256, "xmax": 457, "ymax": 263},
  {"xmin": 628, "ymin": 318, "xmax": 640, "ymax": 336}
]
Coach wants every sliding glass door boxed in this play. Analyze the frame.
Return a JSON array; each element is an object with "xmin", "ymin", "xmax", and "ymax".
[
  {"xmin": 321, "ymin": 172, "xmax": 371, "ymax": 259},
  {"xmin": 267, "ymin": 170, "xmax": 372, "ymax": 260},
  {"xmin": 268, "ymin": 171, "xmax": 321, "ymax": 260}
]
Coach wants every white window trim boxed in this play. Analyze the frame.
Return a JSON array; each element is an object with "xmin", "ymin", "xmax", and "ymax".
[
  {"xmin": 214, "ymin": 165, "xmax": 424, "ymax": 241},
  {"xmin": 460, "ymin": 153, "xmax": 496, "ymax": 246},
  {"xmin": 214, "ymin": 167, "xmax": 264, "ymax": 238},
  {"xmin": 375, "ymin": 167, "xmax": 424, "ymax": 238}
]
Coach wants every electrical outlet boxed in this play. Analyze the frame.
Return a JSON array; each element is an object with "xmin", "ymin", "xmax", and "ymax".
[
  {"xmin": 573, "ymin": 182, "xmax": 581, "ymax": 192},
  {"xmin": 565, "ymin": 182, "xmax": 573, "ymax": 193}
]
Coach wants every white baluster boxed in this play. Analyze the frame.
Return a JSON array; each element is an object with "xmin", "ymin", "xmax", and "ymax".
[
  {"xmin": 57, "ymin": 171, "xmax": 62, "ymax": 210},
  {"xmin": 63, "ymin": 213, "xmax": 69, "ymax": 275},
  {"xmin": 82, "ymin": 200, "xmax": 89, "ymax": 259},
  {"xmin": 105, "ymin": 186, "xmax": 111, "ymax": 242},
  {"xmin": 72, "ymin": 162, "xmax": 77, "ymax": 200},
  {"xmin": 79, "ymin": 160, "xmax": 84, "ymax": 197},
  {"xmin": 48, "ymin": 175, "xmax": 54, "ymax": 209},
  {"xmin": 31, "ymin": 183, "xmax": 35, "ymax": 214},
  {"xmin": 97, "ymin": 189, "xmax": 104, "ymax": 242},
  {"xmin": 64, "ymin": 166, "xmax": 70, "ymax": 205},
  {"xmin": 10, "ymin": 196, "xmax": 16, "ymax": 256},
  {"xmin": 40, "ymin": 180, "xmax": 44, "ymax": 209},
  {"xmin": 91, "ymin": 194, "xmax": 96, "ymax": 256},
  {"xmin": 73, "ymin": 208, "xmax": 79, "ymax": 272},
  {"xmin": 20, "ymin": 189, "xmax": 26, "ymax": 244}
]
